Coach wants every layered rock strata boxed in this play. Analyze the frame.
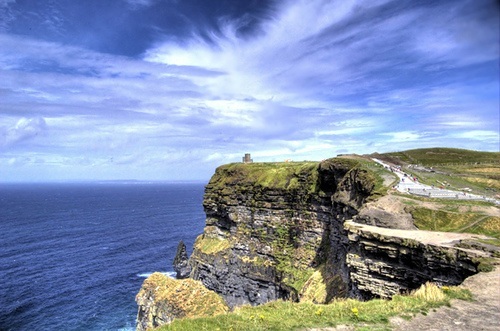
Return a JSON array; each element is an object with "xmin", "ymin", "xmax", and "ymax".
[
  {"xmin": 136, "ymin": 157, "xmax": 494, "ymax": 329},
  {"xmin": 344, "ymin": 221, "xmax": 490, "ymax": 299},
  {"xmin": 188, "ymin": 159, "xmax": 374, "ymax": 307},
  {"xmin": 173, "ymin": 240, "xmax": 191, "ymax": 279}
]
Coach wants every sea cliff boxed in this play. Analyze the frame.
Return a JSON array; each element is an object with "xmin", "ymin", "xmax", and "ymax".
[{"xmin": 136, "ymin": 157, "xmax": 494, "ymax": 329}]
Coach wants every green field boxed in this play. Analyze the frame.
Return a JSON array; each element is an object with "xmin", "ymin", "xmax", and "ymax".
[{"xmin": 374, "ymin": 148, "xmax": 500, "ymax": 197}]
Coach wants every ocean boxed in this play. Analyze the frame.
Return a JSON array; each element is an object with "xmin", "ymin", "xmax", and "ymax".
[{"xmin": 0, "ymin": 182, "xmax": 207, "ymax": 331}]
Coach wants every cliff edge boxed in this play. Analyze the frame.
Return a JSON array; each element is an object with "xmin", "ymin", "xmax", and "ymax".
[{"xmin": 136, "ymin": 157, "xmax": 497, "ymax": 329}]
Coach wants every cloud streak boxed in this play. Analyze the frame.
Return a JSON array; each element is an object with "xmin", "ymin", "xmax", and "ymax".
[{"xmin": 0, "ymin": 0, "xmax": 498, "ymax": 181}]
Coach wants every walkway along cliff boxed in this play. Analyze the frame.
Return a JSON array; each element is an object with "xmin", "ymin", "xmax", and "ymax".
[{"xmin": 136, "ymin": 157, "xmax": 495, "ymax": 330}]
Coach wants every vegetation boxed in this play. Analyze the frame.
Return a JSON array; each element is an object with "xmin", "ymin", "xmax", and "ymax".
[
  {"xmin": 379, "ymin": 148, "xmax": 498, "ymax": 166},
  {"xmin": 174, "ymin": 149, "xmax": 498, "ymax": 330},
  {"xmin": 376, "ymin": 148, "xmax": 499, "ymax": 196},
  {"xmin": 137, "ymin": 273, "xmax": 229, "ymax": 321},
  {"xmin": 354, "ymin": 157, "xmax": 398, "ymax": 200},
  {"xmin": 209, "ymin": 161, "xmax": 320, "ymax": 192},
  {"xmin": 194, "ymin": 235, "xmax": 232, "ymax": 255},
  {"xmin": 410, "ymin": 207, "xmax": 500, "ymax": 239},
  {"xmin": 209, "ymin": 157, "xmax": 396, "ymax": 200},
  {"xmin": 157, "ymin": 284, "xmax": 472, "ymax": 331}
]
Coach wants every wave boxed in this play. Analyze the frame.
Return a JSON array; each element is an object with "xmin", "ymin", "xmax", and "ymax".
[{"xmin": 137, "ymin": 271, "xmax": 176, "ymax": 279}]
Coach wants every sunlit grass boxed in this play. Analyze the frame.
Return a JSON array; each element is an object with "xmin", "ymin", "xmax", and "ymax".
[
  {"xmin": 157, "ymin": 284, "xmax": 472, "ymax": 331},
  {"xmin": 410, "ymin": 207, "xmax": 500, "ymax": 240}
]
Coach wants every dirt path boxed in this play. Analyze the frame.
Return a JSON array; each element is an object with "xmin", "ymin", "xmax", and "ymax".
[
  {"xmin": 307, "ymin": 268, "xmax": 500, "ymax": 331},
  {"xmin": 390, "ymin": 266, "xmax": 500, "ymax": 331},
  {"xmin": 456, "ymin": 215, "xmax": 489, "ymax": 233}
]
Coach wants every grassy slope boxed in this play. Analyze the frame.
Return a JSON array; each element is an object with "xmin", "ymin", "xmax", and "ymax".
[
  {"xmin": 376, "ymin": 148, "xmax": 500, "ymax": 195},
  {"xmin": 373, "ymin": 148, "xmax": 500, "ymax": 242},
  {"xmin": 159, "ymin": 284, "xmax": 471, "ymax": 331}
]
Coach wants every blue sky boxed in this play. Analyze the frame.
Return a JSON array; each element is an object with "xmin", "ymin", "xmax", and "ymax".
[{"xmin": 1, "ymin": 0, "xmax": 498, "ymax": 182}]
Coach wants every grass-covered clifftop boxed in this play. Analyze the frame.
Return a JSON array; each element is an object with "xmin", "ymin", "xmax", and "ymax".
[
  {"xmin": 374, "ymin": 148, "xmax": 500, "ymax": 195},
  {"xmin": 207, "ymin": 161, "xmax": 320, "ymax": 191},
  {"xmin": 157, "ymin": 283, "xmax": 472, "ymax": 331},
  {"xmin": 204, "ymin": 157, "xmax": 390, "ymax": 205},
  {"xmin": 191, "ymin": 157, "xmax": 390, "ymax": 308}
]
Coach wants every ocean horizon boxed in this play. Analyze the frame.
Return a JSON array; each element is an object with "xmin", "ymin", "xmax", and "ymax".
[{"xmin": 0, "ymin": 182, "xmax": 207, "ymax": 330}]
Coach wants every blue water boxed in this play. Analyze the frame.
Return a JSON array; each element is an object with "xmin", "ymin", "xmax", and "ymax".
[{"xmin": 0, "ymin": 182, "xmax": 206, "ymax": 331}]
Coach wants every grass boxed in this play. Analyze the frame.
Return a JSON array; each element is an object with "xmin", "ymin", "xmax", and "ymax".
[
  {"xmin": 157, "ymin": 283, "xmax": 472, "ymax": 331},
  {"xmin": 376, "ymin": 148, "xmax": 499, "ymax": 197},
  {"xmin": 208, "ymin": 157, "xmax": 396, "ymax": 202},
  {"xmin": 410, "ymin": 206, "xmax": 500, "ymax": 240},
  {"xmin": 355, "ymin": 158, "xmax": 399, "ymax": 200},
  {"xmin": 209, "ymin": 161, "xmax": 320, "ymax": 192},
  {"xmin": 380, "ymin": 148, "xmax": 499, "ymax": 166},
  {"xmin": 137, "ymin": 273, "xmax": 229, "ymax": 321},
  {"xmin": 194, "ymin": 235, "xmax": 232, "ymax": 255}
]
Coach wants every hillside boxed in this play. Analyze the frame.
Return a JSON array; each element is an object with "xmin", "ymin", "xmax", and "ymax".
[{"xmin": 372, "ymin": 148, "xmax": 500, "ymax": 197}]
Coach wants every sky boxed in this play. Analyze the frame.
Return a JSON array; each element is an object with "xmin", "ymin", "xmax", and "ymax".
[{"xmin": 0, "ymin": 0, "xmax": 499, "ymax": 182}]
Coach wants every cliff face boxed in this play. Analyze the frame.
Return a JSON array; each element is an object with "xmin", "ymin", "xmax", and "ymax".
[
  {"xmin": 188, "ymin": 159, "xmax": 377, "ymax": 307},
  {"xmin": 188, "ymin": 158, "xmax": 486, "ymax": 307},
  {"xmin": 136, "ymin": 157, "xmax": 492, "ymax": 329},
  {"xmin": 344, "ymin": 221, "xmax": 487, "ymax": 299},
  {"xmin": 136, "ymin": 273, "xmax": 228, "ymax": 331}
]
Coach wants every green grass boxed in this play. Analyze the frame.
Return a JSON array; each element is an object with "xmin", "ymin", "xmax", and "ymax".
[
  {"xmin": 375, "ymin": 148, "xmax": 499, "ymax": 196},
  {"xmin": 410, "ymin": 207, "xmax": 500, "ymax": 240},
  {"xmin": 380, "ymin": 148, "xmax": 499, "ymax": 166},
  {"xmin": 194, "ymin": 235, "xmax": 232, "ymax": 255},
  {"xmin": 158, "ymin": 284, "xmax": 472, "ymax": 331},
  {"xmin": 208, "ymin": 157, "xmax": 395, "ymax": 201},
  {"xmin": 209, "ymin": 161, "xmax": 320, "ymax": 192},
  {"xmin": 356, "ymin": 158, "xmax": 399, "ymax": 200}
]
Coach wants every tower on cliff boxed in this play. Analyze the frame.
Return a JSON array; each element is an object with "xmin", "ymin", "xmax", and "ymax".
[{"xmin": 242, "ymin": 153, "xmax": 253, "ymax": 163}]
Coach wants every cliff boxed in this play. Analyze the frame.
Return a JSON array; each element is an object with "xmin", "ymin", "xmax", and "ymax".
[
  {"xmin": 136, "ymin": 157, "xmax": 496, "ymax": 329},
  {"xmin": 189, "ymin": 158, "xmax": 375, "ymax": 307},
  {"xmin": 135, "ymin": 273, "xmax": 228, "ymax": 331},
  {"xmin": 344, "ymin": 221, "xmax": 490, "ymax": 299}
]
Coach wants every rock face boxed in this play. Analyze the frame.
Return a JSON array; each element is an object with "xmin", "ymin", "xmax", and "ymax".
[
  {"xmin": 136, "ymin": 157, "xmax": 493, "ymax": 329},
  {"xmin": 344, "ymin": 221, "xmax": 489, "ymax": 299},
  {"xmin": 187, "ymin": 158, "xmax": 487, "ymax": 307},
  {"xmin": 135, "ymin": 273, "xmax": 228, "ymax": 331},
  {"xmin": 173, "ymin": 240, "xmax": 191, "ymax": 279},
  {"xmin": 188, "ymin": 159, "xmax": 377, "ymax": 307}
]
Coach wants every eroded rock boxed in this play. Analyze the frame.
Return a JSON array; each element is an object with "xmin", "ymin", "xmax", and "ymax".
[
  {"xmin": 173, "ymin": 240, "xmax": 191, "ymax": 279},
  {"xmin": 135, "ymin": 272, "xmax": 228, "ymax": 331}
]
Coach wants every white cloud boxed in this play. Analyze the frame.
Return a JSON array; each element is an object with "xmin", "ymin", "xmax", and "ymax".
[
  {"xmin": 124, "ymin": 0, "xmax": 156, "ymax": 9},
  {"xmin": 1, "ymin": 117, "xmax": 47, "ymax": 147},
  {"xmin": 450, "ymin": 130, "xmax": 499, "ymax": 141},
  {"xmin": 0, "ymin": 0, "xmax": 498, "ymax": 181},
  {"xmin": 381, "ymin": 131, "xmax": 423, "ymax": 142}
]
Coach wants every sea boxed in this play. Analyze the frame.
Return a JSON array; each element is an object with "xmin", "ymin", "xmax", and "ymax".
[{"xmin": 0, "ymin": 182, "xmax": 207, "ymax": 331}]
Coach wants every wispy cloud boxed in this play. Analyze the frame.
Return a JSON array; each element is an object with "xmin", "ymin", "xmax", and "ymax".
[
  {"xmin": 1, "ymin": 117, "xmax": 47, "ymax": 147},
  {"xmin": 0, "ymin": 0, "xmax": 498, "ymax": 181}
]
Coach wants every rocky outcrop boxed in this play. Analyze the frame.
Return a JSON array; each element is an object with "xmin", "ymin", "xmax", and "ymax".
[
  {"xmin": 135, "ymin": 273, "xmax": 228, "ymax": 331},
  {"xmin": 188, "ymin": 158, "xmax": 376, "ymax": 307},
  {"xmin": 136, "ymin": 156, "xmax": 494, "ymax": 329},
  {"xmin": 173, "ymin": 240, "xmax": 191, "ymax": 279},
  {"xmin": 344, "ymin": 221, "xmax": 490, "ymax": 299}
]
